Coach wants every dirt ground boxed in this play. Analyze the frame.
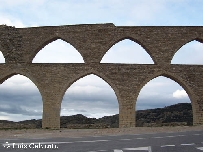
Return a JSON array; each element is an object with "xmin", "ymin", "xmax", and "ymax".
[{"xmin": 0, "ymin": 125, "xmax": 203, "ymax": 139}]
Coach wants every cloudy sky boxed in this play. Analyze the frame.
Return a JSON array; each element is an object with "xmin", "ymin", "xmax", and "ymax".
[{"xmin": 0, "ymin": 0, "xmax": 203, "ymax": 121}]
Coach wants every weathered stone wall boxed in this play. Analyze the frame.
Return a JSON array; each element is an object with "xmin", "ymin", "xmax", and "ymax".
[{"xmin": 0, "ymin": 23, "xmax": 203, "ymax": 129}]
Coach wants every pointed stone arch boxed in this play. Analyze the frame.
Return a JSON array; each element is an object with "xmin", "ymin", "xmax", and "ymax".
[
  {"xmin": 32, "ymin": 38, "xmax": 84, "ymax": 63},
  {"xmin": 171, "ymin": 38, "xmax": 203, "ymax": 64},
  {"xmin": 136, "ymin": 71, "xmax": 197, "ymax": 126},
  {"xmin": 138, "ymin": 72, "xmax": 194, "ymax": 103},
  {"xmin": 101, "ymin": 37, "xmax": 154, "ymax": 64},
  {"xmin": 61, "ymin": 72, "xmax": 119, "ymax": 127},
  {"xmin": 60, "ymin": 73, "xmax": 119, "ymax": 128},
  {"xmin": 61, "ymin": 71, "xmax": 120, "ymax": 105}
]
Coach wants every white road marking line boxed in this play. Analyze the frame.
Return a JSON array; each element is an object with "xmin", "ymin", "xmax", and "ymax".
[
  {"xmin": 120, "ymin": 139, "xmax": 131, "ymax": 141},
  {"xmin": 153, "ymin": 137, "xmax": 163, "ymax": 139},
  {"xmin": 166, "ymin": 136, "xmax": 175, "ymax": 138},
  {"xmin": 181, "ymin": 143, "xmax": 195, "ymax": 146},
  {"xmin": 196, "ymin": 147, "xmax": 203, "ymax": 150},
  {"xmin": 161, "ymin": 145, "xmax": 175, "ymax": 147},
  {"xmin": 123, "ymin": 146, "xmax": 152, "ymax": 151},
  {"xmin": 194, "ymin": 134, "xmax": 201, "ymax": 135},
  {"xmin": 135, "ymin": 138, "xmax": 145, "ymax": 139},
  {"xmin": 124, "ymin": 147, "xmax": 148, "ymax": 150},
  {"xmin": 98, "ymin": 150, "xmax": 107, "ymax": 151},
  {"xmin": 77, "ymin": 141, "xmax": 96, "ymax": 143},
  {"xmin": 148, "ymin": 146, "xmax": 152, "ymax": 152},
  {"xmin": 77, "ymin": 140, "xmax": 109, "ymax": 143},
  {"xmin": 177, "ymin": 135, "xmax": 185, "ymax": 137}
]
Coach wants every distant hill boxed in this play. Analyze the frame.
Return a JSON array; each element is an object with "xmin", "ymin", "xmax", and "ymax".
[
  {"xmin": 0, "ymin": 103, "xmax": 192, "ymax": 129},
  {"xmin": 136, "ymin": 103, "xmax": 193, "ymax": 127}
]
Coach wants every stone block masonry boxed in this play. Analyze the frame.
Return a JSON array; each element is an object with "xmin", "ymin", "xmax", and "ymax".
[{"xmin": 0, "ymin": 23, "xmax": 203, "ymax": 129}]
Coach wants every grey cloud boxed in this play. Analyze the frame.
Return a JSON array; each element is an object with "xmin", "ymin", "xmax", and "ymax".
[
  {"xmin": 62, "ymin": 99, "xmax": 118, "ymax": 111},
  {"xmin": 77, "ymin": 109, "xmax": 87, "ymax": 113},
  {"xmin": 61, "ymin": 100, "xmax": 119, "ymax": 118},
  {"xmin": 0, "ymin": 90, "xmax": 42, "ymax": 106},
  {"xmin": 0, "ymin": 104, "xmax": 42, "ymax": 116},
  {"xmin": 0, "ymin": 87, "xmax": 40, "ymax": 96},
  {"xmin": 64, "ymin": 89, "xmax": 117, "ymax": 103},
  {"xmin": 0, "ymin": 88, "xmax": 42, "ymax": 118}
]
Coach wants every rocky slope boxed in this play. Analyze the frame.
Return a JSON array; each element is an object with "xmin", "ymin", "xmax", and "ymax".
[{"xmin": 0, "ymin": 103, "xmax": 192, "ymax": 129}]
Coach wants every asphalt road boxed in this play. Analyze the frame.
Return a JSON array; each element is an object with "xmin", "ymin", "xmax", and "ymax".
[{"xmin": 0, "ymin": 130, "xmax": 203, "ymax": 152}]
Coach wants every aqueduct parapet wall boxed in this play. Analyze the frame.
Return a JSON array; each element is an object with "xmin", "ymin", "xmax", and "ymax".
[{"xmin": 0, "ymin": 23, "xmax": 203, "ymax": 129}]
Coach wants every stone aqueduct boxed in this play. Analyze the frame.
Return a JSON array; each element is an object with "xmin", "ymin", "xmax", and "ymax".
[{"xmin": 0, "ymin": 23, "xmax": 203, "ymax": 129}]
